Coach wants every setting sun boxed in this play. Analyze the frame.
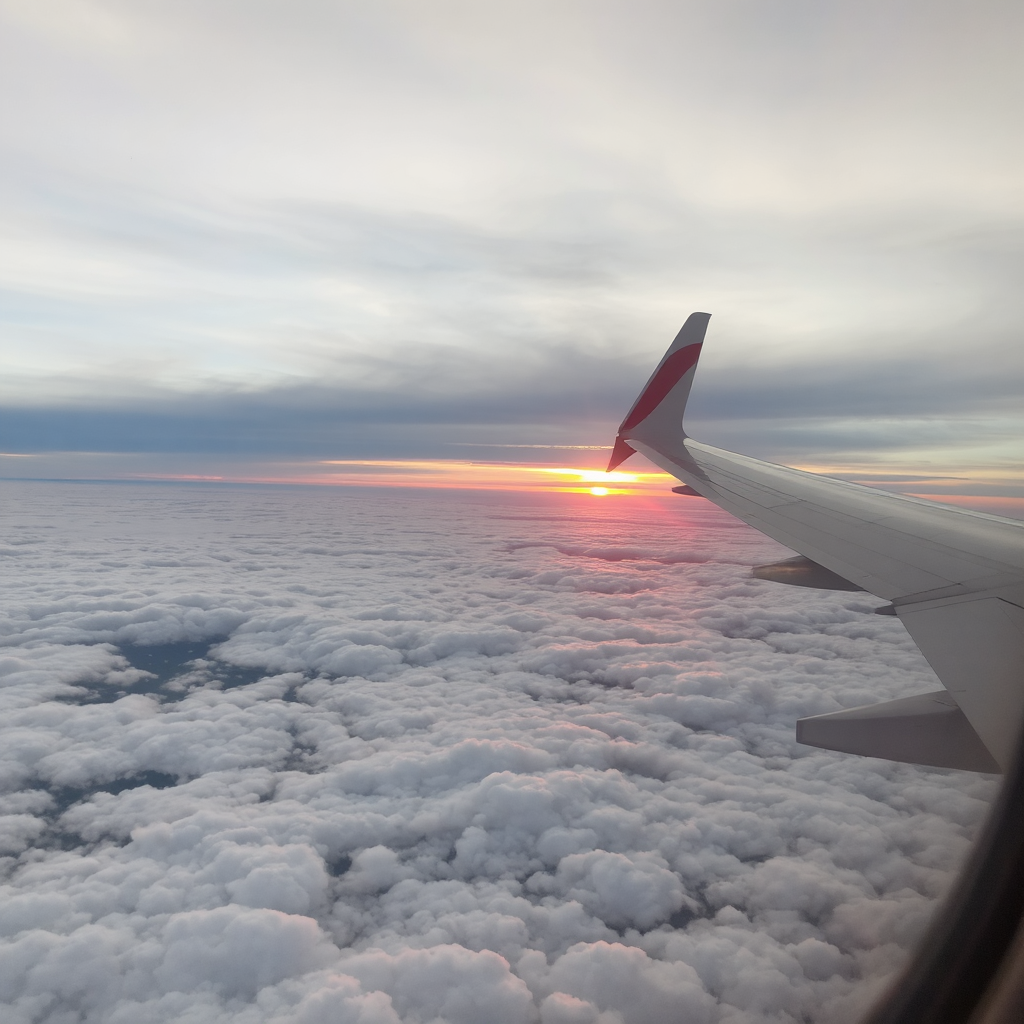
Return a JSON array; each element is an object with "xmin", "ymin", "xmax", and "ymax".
[{"xmin": 589, "ymin": 486, "xmax": 609, "ymax": 496}]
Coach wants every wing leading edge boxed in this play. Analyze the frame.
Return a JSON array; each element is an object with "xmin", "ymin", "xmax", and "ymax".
[{"xmin": 610, "ymin": 314, "xmax": 1024, "ymax": 771}]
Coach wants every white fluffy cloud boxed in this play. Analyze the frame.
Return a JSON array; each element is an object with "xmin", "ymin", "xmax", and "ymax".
[{"xmin": 0, "ymin": 481, "xmax": 997, "ymax": 1023}]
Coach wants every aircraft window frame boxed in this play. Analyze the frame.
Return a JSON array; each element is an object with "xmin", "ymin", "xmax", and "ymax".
[{"xmin": 863, "ymin": 728, "xmax": 1024, "ymax": 1024}]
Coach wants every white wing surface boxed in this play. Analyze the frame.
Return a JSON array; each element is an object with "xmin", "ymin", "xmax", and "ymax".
[{"xmin": 609, "ymin": 314, "xmax": 1024, "ymax": 771}]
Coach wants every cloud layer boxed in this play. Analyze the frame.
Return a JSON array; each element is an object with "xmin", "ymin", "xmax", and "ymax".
[{"xmin": 0, "ymin": 481, "xmax": 997, "ymax": 1023}]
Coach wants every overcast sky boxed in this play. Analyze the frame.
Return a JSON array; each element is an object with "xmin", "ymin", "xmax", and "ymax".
[{"xmin": 1, "ymin": 0, "xmax": 1022, "ymax": 486}]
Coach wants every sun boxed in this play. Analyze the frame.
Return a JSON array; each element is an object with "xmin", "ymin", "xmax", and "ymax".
[{"xmin": 589, "ymin": 486, "xmax": 609, "ymax": 496}]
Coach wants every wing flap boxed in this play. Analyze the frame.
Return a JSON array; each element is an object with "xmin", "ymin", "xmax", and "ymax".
[
  {"xmin": 797, "ymin": 692, "xmax": 999, "ymax": 773},
  {"xmin": 752, "ymin": 555, "xmax": 865, "ymax": 591}
]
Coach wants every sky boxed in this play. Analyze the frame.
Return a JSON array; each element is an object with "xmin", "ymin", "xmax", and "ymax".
[
  {"xmin": 1, "ymin": 0, "xmax": 1023, "ymax": 500},
  {"xmin": 0, "ymin": 482, "xmax": 998, "ymax": 1024},
  {"xmin": 1, "ymin": 9, "xmax": 1021, "ymax": 1020},
  {"xmin": 0, "ymin": 6, "xmax": 1019, "ymax": 1015}
]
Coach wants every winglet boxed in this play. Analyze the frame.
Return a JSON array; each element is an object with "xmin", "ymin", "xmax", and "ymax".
[
  {"xmin": 607, "ymin": 436, "xmax": 637, "ymax": 472},
  {"xmin": 607, "ymin": 312, "xmax": 711, "ymax": 471}
]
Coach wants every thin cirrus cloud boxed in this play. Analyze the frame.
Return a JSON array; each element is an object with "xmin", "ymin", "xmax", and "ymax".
[
  {"xmin": 0, "ymin": 0, "xmax": 1022, "ymax": 489},
  {"xmin": 0, "ymin": 481, "xmax": 998, "ymax": 1023}
]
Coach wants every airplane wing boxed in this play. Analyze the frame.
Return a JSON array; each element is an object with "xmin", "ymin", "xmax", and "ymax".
[{"xmin": 609, "ymin": 313, "xmax": 1024, "ymax": 772}]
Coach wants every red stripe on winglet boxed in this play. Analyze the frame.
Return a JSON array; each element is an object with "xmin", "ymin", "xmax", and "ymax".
[
  {"xmin": 606, "ymin": 436, "xmax": 636, "ymax": 472},
  {"xmin": 620, "ymin": 343, "xmax": 702, "ymax": 431}
]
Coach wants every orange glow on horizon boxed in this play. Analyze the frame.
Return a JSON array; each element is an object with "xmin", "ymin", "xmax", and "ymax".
[
  {"xmin": 119, "ymin": 458, "xmax": 675, "ymax": 496},
  {"xmin": 41, "ymin": 457, "xmax": 1020, "ymax": 515},
  {"xmin": 12, "ymin": 452, "xmax": 1019, "ymax": 516}
]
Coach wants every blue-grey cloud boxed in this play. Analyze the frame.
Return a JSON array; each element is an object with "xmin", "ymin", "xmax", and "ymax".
[
  {"xmin": 3, "ymin": 317, "xmax": 1022, "ymax": 464},
  {"xmin": 1, "ymin": 1, "xmax": 1021, "ymax": 472}
]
